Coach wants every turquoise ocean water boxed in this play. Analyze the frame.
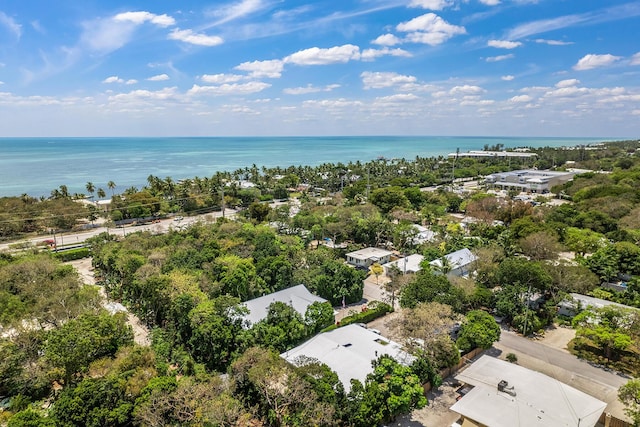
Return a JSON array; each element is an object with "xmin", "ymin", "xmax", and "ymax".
[{"xmin": 0, "ymin": 136, "xmax": 612, "ymax": 198}]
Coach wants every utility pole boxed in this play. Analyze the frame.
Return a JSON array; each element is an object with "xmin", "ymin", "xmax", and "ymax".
[
  {"xmin": 451, "ymin": 147, "xmax": 459, "ymax": 190},
  {"xmin": 522, "ymin": 285, "xmax": 532, "ymax": 337},
  {"xmin": 221, "ymin": 186, "xmax": 225, "ymax": 218}
]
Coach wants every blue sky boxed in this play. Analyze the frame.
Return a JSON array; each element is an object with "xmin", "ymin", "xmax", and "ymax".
[{"xmin": 0, "ymin": 0, "xmax": 639, "ymax": 137}]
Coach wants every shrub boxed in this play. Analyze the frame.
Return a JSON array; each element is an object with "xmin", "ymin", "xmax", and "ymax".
[{"xmin": 52, "ymin": 247, "xmax": 90, "ymax": 261}]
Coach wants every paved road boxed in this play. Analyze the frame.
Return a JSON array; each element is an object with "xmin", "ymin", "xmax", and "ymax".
[
  {"xmin": 497, "ymin": 329, "xmax": 627, "ymax": 389},
  {"xmin": 0, "ymin": 208, "xmax": 237, "ymax": 252}
]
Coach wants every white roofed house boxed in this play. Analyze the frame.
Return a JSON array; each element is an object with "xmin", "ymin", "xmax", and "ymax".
[
  {"xmin": 240, "ymin": 284, "xmax": 329, "ymax": 329},
  {"xmin": 383, "ymin": 254, "xmax": 425, "ymax": 275},
  {"xmin": 429, "ymin": 248, "xmax": 477, "ymax": 277},
  {"xmin": 345, "ymin": 247, "xmax": 393, "ymax": 269},
  {"xmin": 281, "ymin": 324, "xmax": 414, "ymax": 392},
  {"xmin": 450, "ymin": 355, "xmax": 606, "ymax": 427}
]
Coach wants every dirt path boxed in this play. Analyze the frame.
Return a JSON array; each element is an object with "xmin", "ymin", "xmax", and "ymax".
[{"xmin": 66, "ymin": 258, "xmax": 150, "ymax": 346}]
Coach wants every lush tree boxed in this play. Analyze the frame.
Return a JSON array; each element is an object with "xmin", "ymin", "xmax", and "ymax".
[
  {"xmin": 304, "ymin": 301, "xmax": 335, "ymax": 334},
  {"xmin": 518, "ymin": 231, "xmax": 563, "ymax": 261},
  {"xmin": 456, "ymin": 310, "xmax": 501, "ymax": 352},
  {"xmin": 572, "ymin": 306, "xmax": 637, "ymax": 361},
  {"xmin": 7, "ymin": 408, "xmax": 56, "ymax": 427},
  {"xmin": 250, "ymin": 301, "xmax": 307, "ymax": 352},
  {"xmin": 400, "ymin": 270, "xmax": 465, "ymax": 312},
  {"xmin": 369, "ymin": 187, "xmax": 410, "ymax": 214},
  {"xmin": 496, "ymin": 257, "xmax": 552, "ymax": 292},
  {"xmin": 348, "ymin": 356, "xmax": 427, "ymax": 425},
  {"xmin": 564, "ymin": 227, "xmax": 606, "ymax": 256},
  {"xmin": 369, "ymin": 262, "xmax": 384, "ymax": 285},
  {"xmin": 619, "ymin": 379, "xmax": 640, "ymax": 426},
  {"xmin": 45, "ymin": 312, "xmax": 134, "ymax": 384},
  {"xmin": 248, "ymin": 201, "xmax": 271, "ymax": 222}
]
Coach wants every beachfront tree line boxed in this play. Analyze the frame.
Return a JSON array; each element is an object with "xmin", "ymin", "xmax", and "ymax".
[{"xmin": 1, "ymin": 140, "xmax": 634, "ymax": 240}]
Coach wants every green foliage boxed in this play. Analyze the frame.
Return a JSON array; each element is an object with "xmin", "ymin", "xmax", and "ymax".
[
  {"xmin": 349, "ymin": 356, "xmax": 427, "ymax": 425},
  {"xmin": 619, "ymin": 379, "xmax": 640, "ymax": 426},
  {"xmin": 369, "ymin": 186, "xmax": 410, "ymax": 214},
  {"xmin": 305, "ymin": 301, "xmax": 335, "ymax": 333},
  {"xmin": 250, "ymin": 301, "xmax": 307, "ymax": 352},
  {"xmin": 45, "ymin": 312, "xmax": 134, "ymax": 384},
  {"xmin": 506, "ymin": 353, "xmax": 518, "ymax": 363},
  {"xmin": 52, "ymin": 247, "xmax": 90, "ymax": 261},
  {"xmin": 334, "ymin": 301, "xmax": 393, "ymax": 329},
  {"xmin": 400, "ymin": 270, "xmax": 465, "ymax": 312},
  {"xmin": 456, "ymin": 310, "xmax": 501, "ymax": 352},
  {"xmin": 7, "ymin": 408, "xmax": 56, "ymax": 427},
  {"xmin": 572, "ymin": 306, "xmax": 637, "ymax": 361}
]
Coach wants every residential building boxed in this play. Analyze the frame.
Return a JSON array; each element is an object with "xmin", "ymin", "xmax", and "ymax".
[
  {"xmin": 450, "ymin": 355, "xmax": 606, "ymax": 427},
  {"xmin": 383, "ymin": 254, "xmax": 425, "ymax": 275},
  {"xmin": 412, "ymin": 224, "xmax": 437, "ymax": 244},
  {"xmin": 240, "ymin": 284, "xmax": 328, "ymax": 328},
  {"xmin": 429, "ymin": 248, "xmax": 477, "ymax": 277},
  {"xmin": 449, "ymin": 150, "xmax": 537, "ymax": 159},
  {"xmin": 484, "ymin": 169, "xmax": 575, "ymax": 193},
  {"xmin": 558, "ymin": 293, "xmax": 637, "ymax": 317},
  {"xmin": 281, "ymin": 324, "xmax": 414, "ymax": 392},
  {"xmin": 346, "ymin": 247, "xmax": 393, "ymax": 269}
]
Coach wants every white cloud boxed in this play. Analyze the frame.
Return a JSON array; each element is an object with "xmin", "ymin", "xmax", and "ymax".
[
  {"xmin": 235, "ymin": 59, "xmax": 284, "ymax": 78},
  {"xmin": 113, "ymin": 11, "xmax": 175, "ymax": 27},
  {"xmin": 125, "ymin": 79, "xmax": 138, "ymax": 85},
  {"xmin": 535, "ymin": 39, "xmax": 573, "ymax": 46},
  {"xmin": 361, "ymin": 47, "xmax": 412, "ymax": 61},
  {"xmin": 169, "ymin": 29, "xmax": 224, "ymax": 46},
  {"xmin": 396, "ymin": 13, "xmax": 465, "ymax": 46},
  {"xmin": 479, "ymin": 0, "xmax": 501, "ymax": 5},
  {"xmin": 488, "ymin": 40, "xmax": 522, "ymax": 49},
  {"xmin": 283, "ymin": 84, "xmax": 340, "ymax": 95},
  {"xmin": 372, "ymin": 34, "xmax": 402, "ymax": 46},
  {"xmin": 361, "ymin": 71, "xmax": 417, "ymax": 89},
  {"xmin": 630, "ymin": 52, "xmax": 640, "ymax": 66},
  {"xmin": 502, "ymin": 75, "xmax": 515, "ymax": 81},
  {"xmin": 556, "ymin": 79, "xmax": 580, "ymax": 88},
  {"xmin": 486, "ymin": 54, "xmax": 514, "ymax": 62},
  {"xmin": 187, "ymin": 82, "xmax": 271, "ymax": 96},
  {"xmin": 408, "ymin": 0, "xmax": 453, "ymax": 10},
  {"xmin": 376, "ymin": 93, "xmax": 420, "ymax": 102},
  {"xmin": 147, "ymin": 74, "xmax": 170, "ymax": 82},
  {"xmin": 207, "ymin": 0, "xmax": 268, "ymax": 26},
  {"xmin": 109, "ymin": 87, "xmax": 179, "ymax": 103},
  {"xmin": 0, "ymin": 81, "xmax": 4, "ymax": 85},
  {"xmin": 573, "ymin": 54, "xmax": 621, "ymax": 71},
  {"xmin": 543, "ymin": 86, "xmax": 590, "ymax": 98},
  {"xmin": 103, "ymin": 76, "xmax": 124, "ymax": 84},
  {"xmin": 510, "ymin": 95, "xmax": 532, "ymax": 103},
  {"xmin": 201, "ymin": 73, "xmax": 244, "ymax": 84},
  {"xmin": 450, "ymin": 85, "xmax": 485, "ymax": 95},
  {"xmin": 0, "ymin": 11, "xmax": 22, "ymax": 39},
  {"xmin": 285, "ymin": 44, "xmax": 360, "ymax": 65}
]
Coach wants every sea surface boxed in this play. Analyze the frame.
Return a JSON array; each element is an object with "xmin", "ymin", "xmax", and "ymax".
[{"xmin": 0, "ymin": 136, "xmax": 613, "ymax": 198}]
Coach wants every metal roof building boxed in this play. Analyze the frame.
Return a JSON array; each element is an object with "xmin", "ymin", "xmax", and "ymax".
[
  {"xmin": 240, "ymin": 284, "xmax": 327, "ymax": 328},
  {"xmin": 281, "ymin": 324, "xmax": 414, "ymax": 392}
]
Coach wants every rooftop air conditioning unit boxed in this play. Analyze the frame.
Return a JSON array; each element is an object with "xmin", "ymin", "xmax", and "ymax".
[{"xmin": 498, "ymin": 380, "xmax": 516, "ymax": 396}]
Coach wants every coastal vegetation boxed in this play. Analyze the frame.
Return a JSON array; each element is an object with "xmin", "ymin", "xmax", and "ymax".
[{"xmin": 2, "ymin": 139, "xmax": 640, "ymax": 425}]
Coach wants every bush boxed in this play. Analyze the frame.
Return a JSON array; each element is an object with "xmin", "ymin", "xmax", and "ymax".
[
  {"xmin": 322, "ymin": 301, "xmax": 393, "ymax": 332},
  {"xmin": 506, "ymin": 353, "xmax": 518, "ymax": 363},
  {"xmin": 52, "ymin": 247, "xmax": 90, "ymax": 261}
]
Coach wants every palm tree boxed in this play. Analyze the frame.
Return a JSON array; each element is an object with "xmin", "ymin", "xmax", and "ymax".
[
  {"xmin": 86, "ymin": 182, "xmax": 95, "ymax": 199},
  {"xmin": 107, "ymin": 181, "xmax": 116, "ymax": 196},
  {"xmin": 97, "ymin": 188, "xmax": 106, "ymax": 199}
]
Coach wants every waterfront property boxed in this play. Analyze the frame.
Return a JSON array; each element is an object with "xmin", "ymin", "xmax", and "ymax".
[
  {"xmin": 557, "ymin": 293, "xmax": 637, "ymax": 318},
  {"xmin": 450, "ymin": 355, "xmax": 606, "ymax": 427},
  {"xmin": 449, "ymin": 150, "xmax": 537, "ymax": 159},
  {"xmin": 484, "ymin": 169, "xmax": 576, "ymax": 193},
  {"xmin": 345, "ymin": 247, "xmax": 393, "ymax": 269},
  {"xmin": 281, "ymin": 324, "xmax": 414, "ymax": 392},
  {"xmin": 240, "ymin": 284, "xmax": 328, "ymax": 328}
]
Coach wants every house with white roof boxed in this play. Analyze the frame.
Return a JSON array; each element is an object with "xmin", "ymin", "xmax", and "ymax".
[
  {"xmin": 412, "ymin": 224, "xmax": 437, "ymax": 245},
  {"xmin": 281, "ymin": 324, "xmax": 414, "ymax": 392},
  {"xmin": 558, "ymin": 293, "xmax": 637, "ymax": 317},
  {"xmin": 429, "ymin": 248, "xmax": 477, "ymax": 277},
  {"xmin": 240, "ymin": 284, "xmax": 328, "ymax": 328},
  {"xmin": 450, "ymin": 355, "xmax": 606, "ymax": 427},
  {"xmin": 383, "ymin": 254, "xmax": 425, "ymax": 275},
  {"xmin": 345, "ymin": 247, "xmax": 393, "ymax": 269}
]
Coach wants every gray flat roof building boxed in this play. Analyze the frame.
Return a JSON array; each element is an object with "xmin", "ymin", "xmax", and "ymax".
[
  {"xmin": 451, "ymin": 355, "xmax": 606, "ymax": 427},
  {"xmin": 485, "ymin": 169, "xmax": 575, "ymax": 193}
]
